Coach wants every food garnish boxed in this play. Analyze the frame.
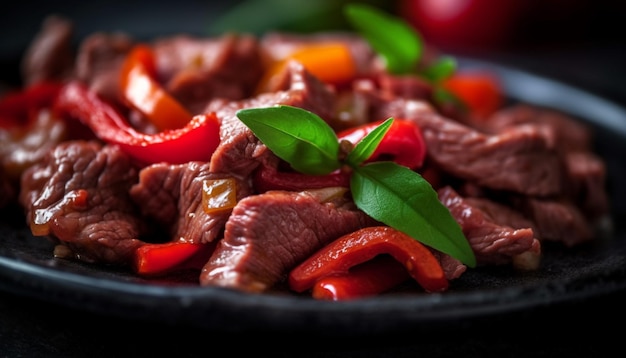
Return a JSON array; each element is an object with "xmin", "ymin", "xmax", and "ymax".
[{"xmin": 237, "ymin": 105, "xmax": 476, "ymax": 267}]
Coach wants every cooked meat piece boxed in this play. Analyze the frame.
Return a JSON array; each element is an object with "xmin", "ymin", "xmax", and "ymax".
[
  {"xmin": 130, "ymin": 161, "xmax": 253, "ymax": 244},
  {"xmin": 438, "ymin": 186, "xmax": 541, "ymax": 267},
  {"xmin": 1, "ymin": 110, "xmax": 68, "ymax": 181},
  {"xmin": 207, "ymin": 61, "xmax": 335, "ymax": 177},
  {"xmin": 74, "ymin": 31, "xmax": 135, "ymax": 107},
  {"xmin": 484, "ymin": 104, "xmax": 593, "ymax": 153},
  {"xmin": 514, "ymin": 196, "xmax": 594, "ymax": 247},
  {"xmin": 376, "ymin": 73, "xmax": 433, "ymax": 101},
  {"xmin": 21, "ymin": 15, "xmax": 74, "ymax": 85},
  {"xmin": 154, "ymin": 33, "xmax": 264, "ymax": 114},
  {"xmin": 19, "ymin": 140, "xmax": 145, "ymax": 265},
  {"xmin": 200, "ymin": 189, "xmax": 378, "ymax": 293},
  {"xmin": 464, "ymin": 195, "xmax": 538, "ymax": 233},
  {"xmin": 431, "ymin": 251, "xmax": 467, "ymax": 280},
  {"xmin": 374, "ymin": 99, "xmax": 563, "ymax": 196},
  {"xmin": 564, "ymin": 151, "xmax": 610, "ymax": 219}
]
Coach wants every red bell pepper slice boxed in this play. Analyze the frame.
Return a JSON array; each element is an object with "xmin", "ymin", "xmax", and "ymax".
[
  {"xmin": 54, "ymin": 81, "xmax": 221, "ymax": 165},
  {"xmin": 443, "ymin": 71, "xmax": 503, "ymax": 119},
  {"xmin": 253, "ymin": 161, "xmax": 350, "ymax": 193},
  {"xmin": 289, "ymin": 226, "xmax": 448, "ymax": 294},
  {"xmin": 337, "ymin": 118, "xmax": 426, "ymax": 170},
  {"xmin": 119, "ymin": 44, "xmax": 193, "ymax": 131},
  {"xmin": 311, "ymin": 255, "xmax": 410, "ymax": 300},
  {"xmin": 0, "ymin": 81, "xmax": 63, "ymax": 129},
  {"xmin": 134, "ymin": 241, "xmax": 217, "ymax": 276}
]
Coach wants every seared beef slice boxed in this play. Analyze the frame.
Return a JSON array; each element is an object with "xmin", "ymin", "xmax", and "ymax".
[
  {"xmin": 200, "ymin": 190, "xmax": 377, "ymax": 293},
  {"xmin": 438, "ymin": 186, "xmax": 540, "ymax": 267},
  {"xmin": 130, "ymin": 161, "xmax": 253, "ymax": 244},
  {"xmin": 19, "ymin": 140, "xmax": 145, "ymax": 264}
]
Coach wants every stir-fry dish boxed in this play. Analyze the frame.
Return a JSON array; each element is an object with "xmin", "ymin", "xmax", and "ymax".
[{"xmin": 0, "ymin": 5, "xmax": 611, "ymax": 300}]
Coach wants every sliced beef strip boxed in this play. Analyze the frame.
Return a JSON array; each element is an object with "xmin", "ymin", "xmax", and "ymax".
[
  {"xmin": 21, "ymin": 15, "xmax": 75, "ymax": 86},
  {"xmin": 464, "ymin": 195, "xmax": 539, "ymax": 234},
  {"xmin": 200, "ymin": 189, "xmax": 378, "ymax": 293},
  {"xmin": 19, "ymin": 140, "xmax": 145, "ymax": 265},
  {"xmin": 205, "ymin": 96, "xmax": 272, "ymax": 179},
  {"xmin": 74, "ymin": 32, "xmax": 264, "ymax": 126},
  {"xmin": 484, "ymin": 104, "xmax": 593, "ymax": 153},
  {"xmin": 207, "ymin": 61, "xmax": 336, "ymax": 178},
  {"xmin": 375, "ymin": 73, "xmax": 433, "ymax": 101},
  {"xmin": 480, "ymin": 105, "xmax": 610, "ymax": 220},
  {"xmin": 153, "ymin": 33, "xmax": 264, "ymax": 114},
  {"xmin": 74, "ymin": 31, "xmax": 135, "ymax": 107},
  {"xmin": 1, "ymin": 110, "xmax": 67, "ymax": 191},
  {"xmin": 512, "ymin": 196, "xmax": 594, "ymax": 247},
  {"xmin": 438, "ymin": 186, "xmax": 541, "ymax": 267},
  {"xmin": 431, "ymin": 251, "xmax": 467, "ymax": 280},
  {"xmin": 370, "ymin": 98, "xmax": 564, "ymax": 197},
  {"xmin": 564, "ymin": 151, "xmax": 610, "ymax": 220},
  {"xmin": 130, "ymin": 161, "xmax": 253, "ymax": 244}
]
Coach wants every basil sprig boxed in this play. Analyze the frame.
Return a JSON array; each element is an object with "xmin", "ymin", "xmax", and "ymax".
[
  {"xmin": 344, "ymin": 3, "xmax": 465, "ymax": 111},
  {"xmin": 237, "ymin": 105, "xmax": 476, "ymax": 267},
  {"xmin": 344, "ymin": 3, "xmax": 422, "ymax": 75}
]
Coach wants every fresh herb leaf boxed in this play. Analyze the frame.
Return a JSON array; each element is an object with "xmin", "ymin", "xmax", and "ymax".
[
  {"xmin": 207, "ymin": 0, "xmax": 349, "ymax": 35},
  {"xmin": 236, "ymin": 105, "xmax": 341, "ymax": 175},
  {"xmin": 344, "ymin": 3, "xmax": 422, "ymax": 75},
  {"xmin": 237, "ymin": 105, "xmax": 476, "ymax": 267},
  {"xmin": 422, "ymin": 56, "xmax": 457, "ymax": 83},
  {"xmin": 433, "ymin": 86, "xmax": 467, "ymax": 112},
  {"xmin": 345, "ymin": 117, "xmax": 393, "ymax": 167},
  {"xmin": 343, "ymin": 4, "xmax": 475, "ymax": 115},
  {"xmin": 351, "ymin": 162, "xmax": 476, "ymax": 267}
]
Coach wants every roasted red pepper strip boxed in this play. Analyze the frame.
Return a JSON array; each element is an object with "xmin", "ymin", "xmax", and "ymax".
[
  {"xmin": 289, "ymin": 226, "xmax": 448, "ymax": 294},
  {"xmin": 253, "ymin": 161, "xmax": 350, "ymax": 193},
  {"xmin": 311, "ymin": 255, "xmax": 410, "ymax": 300},
  {"xmin": 134, "ymin": 241, "xmax": 217, "ymax": 276},
  {"xmin": 0, "ymin": 81, "xmax": 63, "ymax": 128},
  {"xmin": 54, "ymin": 81, "xmax": 221, "ymax": 165},
  {"xmin": 119, "ymin": 44, "xmax": 193, "ymax": 131},
  {"xmin": 337, "ymin": 118, "xmax": 426, "ymax": 169},
  {"xmin": 443, "ymin": 71, "xmax": 503, "ymax": 119}
]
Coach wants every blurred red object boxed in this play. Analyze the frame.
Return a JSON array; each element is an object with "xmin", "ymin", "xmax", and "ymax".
[
  {"xmin": 398, "ymin": 0, "xmax": 528, "ymax": 51},
  {"xmin": 398, "ymin": 0, "xmax": 598, "ymax": 52}
]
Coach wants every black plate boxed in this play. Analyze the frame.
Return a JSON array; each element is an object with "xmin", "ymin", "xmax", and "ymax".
[{"xmin": 2, "ymin": 57, "xmax": 626, "ymax": 334}]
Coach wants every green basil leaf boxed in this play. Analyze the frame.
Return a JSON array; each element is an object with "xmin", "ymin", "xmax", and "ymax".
[
  {"xmin": 351, "ymin": 162, "xmax": 476, "ymax": 267},
  {"xmin": 433, "ymin": 86, "xmax": 468, "ymax": 113},
  {"xmin": 346, "ymin": 117, "xmax": 393, "ymax": 166},
  {"xmin": 344, "ymin": 3, "xmax": 422, "ymax": 75},
  {"xmin": 422, "ymin": 56, "xmax": 457, "ymax": 83},
  {"xmin": 207, "ymin": 0, "xmax": 346, "ymax": 35},
  {"xmin": 236, "ymin": 105, "xmax": 341, "ymax": 175}
]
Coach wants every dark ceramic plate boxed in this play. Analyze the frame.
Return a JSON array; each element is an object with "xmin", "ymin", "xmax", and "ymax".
[
  {"xmin": 1, "ymin": 57, "xmax": 626, "ymax": 334},
  {"xmin": 2, "ymin": 1, "xmax": 626, "ymax": 332}
]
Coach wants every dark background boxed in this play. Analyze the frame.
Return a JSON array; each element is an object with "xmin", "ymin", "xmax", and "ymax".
[
  {"xmin": 1, "ymin": 1, "xmax": 625, "ymax": 356},
  {"xmin": 2, "ymin": 0, "xmax": 625, "ymax": 103}
]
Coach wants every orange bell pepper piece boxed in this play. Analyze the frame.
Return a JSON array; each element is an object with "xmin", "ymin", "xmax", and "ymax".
[
  {"xmin": 257, "ymin": 42, "xmax": 357, "ymax": 93},
  {"xmin": 119, "ymin": 44, "xmax": 193, "ymax": 131}
]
